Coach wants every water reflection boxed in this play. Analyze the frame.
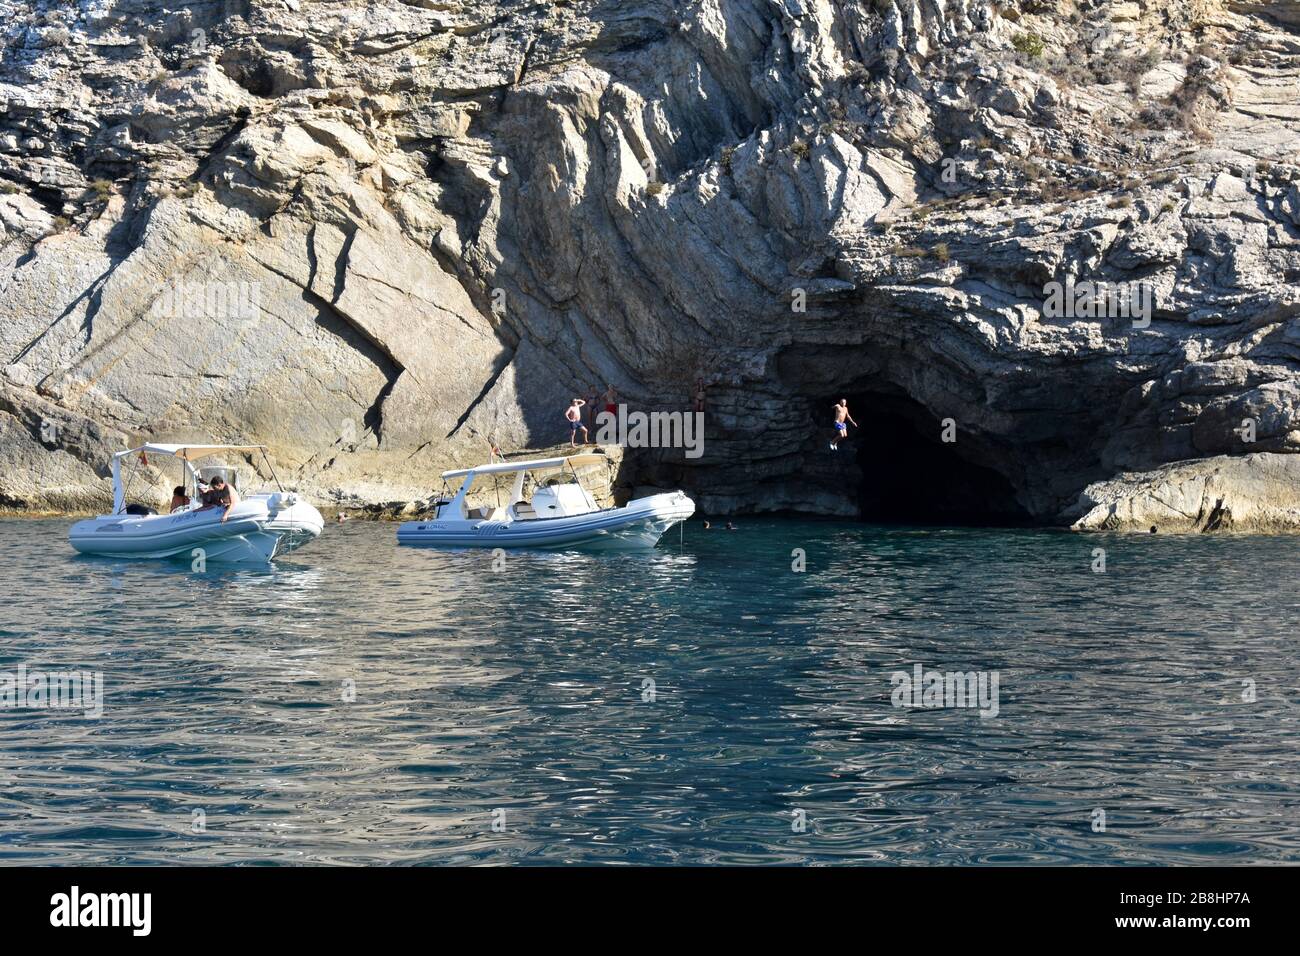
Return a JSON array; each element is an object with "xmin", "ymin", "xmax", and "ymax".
[{"xmin": 0, "ymin": 518, "xmax": 1297, "ymax": 864}]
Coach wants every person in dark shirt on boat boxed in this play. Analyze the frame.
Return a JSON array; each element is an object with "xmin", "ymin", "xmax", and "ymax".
[
  {"xmin": 169, "ymin": 486, "xmax": 190, "ymax": 513},
  {"xmin": 198, "ymin": 476, "xmax": 237, "ymax": 523}
]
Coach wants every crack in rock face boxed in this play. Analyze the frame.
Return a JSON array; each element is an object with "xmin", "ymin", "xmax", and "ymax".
[{"xmin": 0, "ymin": 0, "xmax": 1297, "ymax": 528}]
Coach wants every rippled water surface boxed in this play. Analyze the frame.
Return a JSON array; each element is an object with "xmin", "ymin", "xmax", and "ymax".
[{"xmin": 1, "ymin": 517, "xmax": 1297, "ymax": 865}]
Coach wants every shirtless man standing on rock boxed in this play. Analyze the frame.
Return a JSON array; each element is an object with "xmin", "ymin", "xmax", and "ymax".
[
  {"xmin": 830, "ymin": 398, "xmax": 857, "ymax": 451},
  {"xmin": 566, "ymin": 398, "xmax": 589, "ymax": 447}
]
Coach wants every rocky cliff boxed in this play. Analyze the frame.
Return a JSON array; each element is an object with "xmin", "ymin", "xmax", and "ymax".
[{"xmin": 1, "ymin": 0, "xmax": 1297, "ymax": 527}]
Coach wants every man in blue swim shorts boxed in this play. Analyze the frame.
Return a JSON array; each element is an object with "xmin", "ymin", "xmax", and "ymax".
[
  {"xmin": 566, "ymin": 398, "xmax": 589, "ymax": 447},
  {"xmin": 830, "ymin": 398, "xmax": 857, "ymax": 451}
]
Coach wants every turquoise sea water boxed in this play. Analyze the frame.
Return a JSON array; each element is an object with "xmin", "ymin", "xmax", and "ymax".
[{"xmin": 0, "ymin": 517, "xmax": 1297, "ymax": 865}]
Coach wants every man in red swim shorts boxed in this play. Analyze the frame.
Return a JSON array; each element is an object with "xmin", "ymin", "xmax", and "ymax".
[{"xmin": 601, "ymin": 384, "xmax": 618, "ymax": 429}]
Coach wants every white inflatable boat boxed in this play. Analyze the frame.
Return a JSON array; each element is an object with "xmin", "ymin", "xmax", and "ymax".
[
  {"xmin": 69, "ymin": 443, "xmax": 324, "ymax": 563},
  {"xmin": 396, "ymin": 453, "xmax": 694, "ymax": 550}
]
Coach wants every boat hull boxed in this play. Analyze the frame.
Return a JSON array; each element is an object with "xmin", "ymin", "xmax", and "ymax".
[
  {"xmin": 69, "ymin": 496, "xmax": 324, "ymax": 563},
  {"xmin": 396, "ymin": 492, "xmax": 695, "ymax": 551}
]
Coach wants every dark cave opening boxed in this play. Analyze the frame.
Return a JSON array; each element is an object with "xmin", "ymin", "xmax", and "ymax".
[{"xmin": 841, "ymin": 391, "xmax": 1033, "ymax": 527}]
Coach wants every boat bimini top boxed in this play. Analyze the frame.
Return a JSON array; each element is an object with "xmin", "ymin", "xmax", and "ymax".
[
  {"xmin": 109, "ymin": 443, "xmax": 284, "ymax": 514},
  {"xmin": 436, "ymin": 453, "xmax": 609, "ymax": 521},
  {"xmin": 439, "ymin": 452, "xmax": 607, "ymax": 480}
]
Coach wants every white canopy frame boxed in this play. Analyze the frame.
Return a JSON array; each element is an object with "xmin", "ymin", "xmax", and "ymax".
[
  {"xmin": 438, "ymin": 453, "xmax": 608, "ymax": 480},
  {"xmin": 439, "ymin": 453, "xmax": 609, "ymax": 520},
  {"xmin": 110, "ymin": 443, "xmax": 284, "ymax": 514}
]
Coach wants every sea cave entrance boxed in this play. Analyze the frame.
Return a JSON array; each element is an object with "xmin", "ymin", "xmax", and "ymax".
[{"xmin": 842, "ymin": 391, "xmax": 1032, "ymax": 527}]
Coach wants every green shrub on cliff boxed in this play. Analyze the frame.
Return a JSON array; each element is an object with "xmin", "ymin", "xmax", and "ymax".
[{"xmin": 1012, "ymin": 33, "xmax": 1044, "ymax": 58}]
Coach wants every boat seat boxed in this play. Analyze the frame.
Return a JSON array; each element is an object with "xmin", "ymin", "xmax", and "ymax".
[{"xmin": 512, "ymin": 501, "xmax": 536, "ymax": 520}]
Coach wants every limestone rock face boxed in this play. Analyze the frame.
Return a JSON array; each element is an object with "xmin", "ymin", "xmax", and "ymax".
[
  {"xmin": 1069, "ymin": 452, "xmax": 1300, "ymax": 532},
  {"xmin": 0, "ymin": 0, "xmax": 1297, "ymax": 528}
]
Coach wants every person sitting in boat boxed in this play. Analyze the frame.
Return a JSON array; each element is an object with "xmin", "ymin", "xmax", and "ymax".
[
  {"xmin": 198, "ymin": 475, "xmax": 238, "ymax": 523},
  {"xmin": 170, "ymin": 486, "xmax": 190, "ymax": 513}
]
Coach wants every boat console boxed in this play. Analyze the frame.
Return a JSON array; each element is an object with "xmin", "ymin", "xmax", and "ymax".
[{"xmin": 529, "ymin": 483, "xmax": 597, "ymax": 518}]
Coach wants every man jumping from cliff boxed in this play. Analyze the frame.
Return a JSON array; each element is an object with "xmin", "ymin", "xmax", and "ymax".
[{"xmin": 830, "ymin": 398, "xmax": 857, "ymax": 451}]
